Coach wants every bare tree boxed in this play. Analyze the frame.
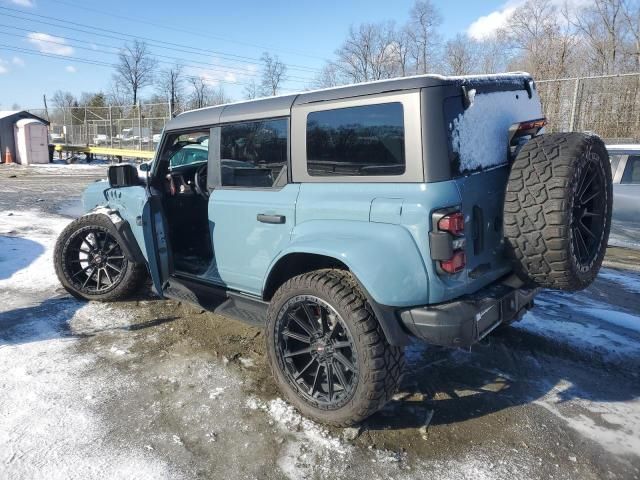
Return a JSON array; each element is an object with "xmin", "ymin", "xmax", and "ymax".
[
  {"xmin": 443, "ymin": 34, "xmax": 479, "ymax": 75},
  {"xmin": 52, "ymin": 90, "xmax": 76, "ymax": 109},
  {"xmin": 210, "ymin": 86, "xmax": 230, "ymax": 105},
  {"xmin": 333, "ymin": 23, "xmax": 398, "ymax": 83},
  {"xmin": 621, "ymin": 0, "xmax": 640, "ymax": 70},
  {"xmin": 156, "ymin": 64, "xmax": 184, "ymax": 116},
  {"xmin": 406, "ymin": 0, "xmax": 442, "ymax": 73},
  {"xmin": 260, "ymin": 52, "xmax": 288, "ymax": 96},
  {"xmin": 502, "ymin": 0, "xmax": 578, "ymax": 79},
  {"xmin": 243, "ymin": 78, "xmax": 260, "ymax": 100},
  {"xmin": 114, "ymin": 40, "xmax": 157, "ymax": 105},
  {"xmin": 314, "ymin": 62, "xmax": 342, "ymax": 88},
  {"xmin": 188, "ymin": 76, "xmax": 211, "ymax": 109}
]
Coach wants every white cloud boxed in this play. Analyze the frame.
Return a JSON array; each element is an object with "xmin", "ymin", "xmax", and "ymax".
[
  {"xmin": 0, "ymin": 59, "xmax": 8, "ymax": 75},
  {"xmin": 10, "ymin": 0, "xmax": 35, "ymax": 7},
  {"xmin": 65, "ymin": 65, "xmax": 76, "ymax": 73},
  {"xmin": 467, "ymin": 6, "xmax": 516, "ymax": 40},
  {"xmin": 467, "ymin": 0, "xmax": 591, "ymax": 40},
  {"xmin": 27, "ymin": 32, "xmax": 74, "ymax": 56},
  {"xmin": 12, "ymin": 56, "xmax": 25, "ymax": 67}
]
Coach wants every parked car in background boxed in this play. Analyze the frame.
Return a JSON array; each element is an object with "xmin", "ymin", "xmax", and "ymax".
[
  {"xmin": 49, "ymin": 132, "xmax": 65, "ymax": 144},
  {"xmin": 607, "ymin": 144, "xmax": 640, "ymax": 248},
  {"xmin": 92, "ymin": 134, "xmax": 109, "ymax": 146}
]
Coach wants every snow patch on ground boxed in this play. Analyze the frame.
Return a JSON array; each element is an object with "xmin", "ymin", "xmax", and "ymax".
[
  {"xmin": 450, "ymin": 90, "xmax": 543, "ymax": 173},
  {"xmin": 0, "ymin": 209, "xmax": 179, "ymax": 479},
  {"xmin": 535, "ymin": 380, "xmax": 640, "ymax": 456},
  {"xmin": 599, "ymin": 268, "xmax": 640, "ymax": 293},
  {"xmin": 246, "ymin": 397, "xmax": 348, "ymax": 454},
  {"xmin": 0, "ymin": 211, "xmax": 71, "ymax": 292}
]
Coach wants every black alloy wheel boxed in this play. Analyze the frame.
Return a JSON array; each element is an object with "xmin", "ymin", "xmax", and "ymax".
[
  {"xmin": 275, "ymin": 295, "xmax": 358, "ymax": 409},
  {"xmin": 571, "ymin": 151, "xmax": 607, "ymax": 269},
  {"xmin": 63, "ymin": 226, "xmax": 127, "ymax": 295}
]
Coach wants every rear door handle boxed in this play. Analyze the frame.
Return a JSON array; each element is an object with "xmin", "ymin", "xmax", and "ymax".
[{"xmin": 257, "ymin": 214, "xmax": 286, "ymax": 224}]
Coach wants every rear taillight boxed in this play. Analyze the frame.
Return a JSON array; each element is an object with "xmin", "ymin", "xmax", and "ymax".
[
  {"xmin": 440, "ymin": 250, "xmax": 466, "ymax": 274},
  {"xmin": 438, "ymin": 212, "xmax": 465, "ymax": 236},
  {"xmin": 431, "ymin": 209, "xmax": 467, "ymax": 275}
]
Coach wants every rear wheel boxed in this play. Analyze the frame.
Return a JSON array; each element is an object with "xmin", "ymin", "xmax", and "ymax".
[
  {"xmin": 266, "ymin": 269, "xmax": 404, "ymax": 426},
  {"xmin": 54, "ymin": 214, "xmax": 146, "ymax": 301},
  {"xmin": 504, "ymin": 133, "xmax": 612, "ymax": 291}
]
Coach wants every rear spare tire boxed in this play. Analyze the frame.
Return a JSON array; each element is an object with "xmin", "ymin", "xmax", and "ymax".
[{"xmin": 504, "ymin": 133, "xmax": 612, "ymax": 291}]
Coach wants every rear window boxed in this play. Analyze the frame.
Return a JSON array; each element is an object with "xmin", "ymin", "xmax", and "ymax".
[
  {"xmin": 306, "ymin": 103, "xmax": 405, "ymax": 176},
  {"xmin": 444, "ymin": 89, "xmax": 543, "ymax": 176}
]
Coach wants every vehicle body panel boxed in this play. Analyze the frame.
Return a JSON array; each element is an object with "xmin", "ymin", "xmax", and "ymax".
[{"xmin": 205, "ymin": 184, "xmax": 301, "ymax": 295}]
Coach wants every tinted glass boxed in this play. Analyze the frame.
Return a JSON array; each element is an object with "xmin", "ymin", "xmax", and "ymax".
[
  {"xmin": 220, "ymin": 118, "xmax": 288, "ymax": 187},
  {"xmin": 621, "ymin": 155, "xmax": 640, "ymax": 184},
  {"xmin": 306, "ymin": 103, "xmax": 405, "ymax": 176}
]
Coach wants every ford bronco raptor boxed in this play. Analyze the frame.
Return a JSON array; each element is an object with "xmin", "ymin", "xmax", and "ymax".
[{"xmin": 54, "ymin": 73, "xmax": 612, "ymax": 426}]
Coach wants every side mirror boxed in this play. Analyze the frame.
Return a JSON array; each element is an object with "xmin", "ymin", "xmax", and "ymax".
[
  {"xmin": 139, "ymin": 162, "xmax": 151, "ymax": 172},
  {"xmin": 108, "ymin": 164, "xmax": 140, "ymax": 188}
]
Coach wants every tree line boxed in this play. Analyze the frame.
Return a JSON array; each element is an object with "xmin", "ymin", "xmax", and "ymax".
[
  {"xmin": 48, "ymin": 0, "xmax": 639, "ymax": 115},
  {"xmin": 50, "ymin": 43, "xmax": 289, "ymax": 115},
  {"xmin": 317, "ymin": 0, "xmax": 639, "ymax": 86}
]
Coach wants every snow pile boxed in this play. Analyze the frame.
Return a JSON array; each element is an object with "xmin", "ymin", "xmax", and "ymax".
[
  {"xmin": 246, "ymin": 397, "xmax": 348, "ymax": 454},
  {"xmin": 450, "ymin": 90, "xmax": 543, "ymax": 173}
]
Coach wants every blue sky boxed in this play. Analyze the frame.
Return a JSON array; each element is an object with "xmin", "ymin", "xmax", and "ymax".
[{"xmin": 0, "ymin": 0, "xmax": 508, "ymax": 109}]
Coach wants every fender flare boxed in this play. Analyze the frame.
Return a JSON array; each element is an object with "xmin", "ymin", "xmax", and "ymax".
[
  {"xmin": 264, "ymin": 221, "xmax": 430, "ymax": 345},
  {"xmin": 85, "ymin": 207, "xmax": 146, "ymax": 264}
]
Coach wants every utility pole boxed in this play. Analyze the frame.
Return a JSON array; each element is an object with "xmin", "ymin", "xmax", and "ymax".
[{"xmin": 42, "ymin": 94, "xmax": 50, "ymax": 122}]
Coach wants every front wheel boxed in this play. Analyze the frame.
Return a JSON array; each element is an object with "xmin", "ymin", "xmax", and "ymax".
[
  {"xmin": 54, "ymin": 214, "xmax": 147, "ymax": 301},
  {"xmin": 266, "ymin": 269, "xmax": 405, "ymax": 426}
]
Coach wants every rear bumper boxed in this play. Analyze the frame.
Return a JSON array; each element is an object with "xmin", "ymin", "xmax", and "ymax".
[{"xmin": 399, "ymin": 284, "xmax": 538, "ymax": 347}]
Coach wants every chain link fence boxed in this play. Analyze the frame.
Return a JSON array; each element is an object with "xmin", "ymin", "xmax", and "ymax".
[
  {"xmin": 27, "ymin": 72, "xmax": 640, "ymax": 150},
  {"xmin": 28, "ymin": 103, "xmax": 172, "ymax": 152},
  {"xmin": 537, "ymin": 72, "xmax": 640, "ymax": 142}
]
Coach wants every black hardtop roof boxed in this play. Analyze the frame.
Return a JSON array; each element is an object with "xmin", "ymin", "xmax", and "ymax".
[{"xmin": 165, "ymin": 72, "xmax": 533, "ymax": 132}]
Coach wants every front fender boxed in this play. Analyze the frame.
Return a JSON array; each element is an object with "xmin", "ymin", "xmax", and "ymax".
[
  {"xmin": 83, "ymin": 207, "xmax": 146, "ymax": 264},
  {"xmin": 82, "ymin": 179, "xmax": 110, "ymax": 213},
  {"xmin": 269, "ymin": 220, "xmax": 429, "ymax": 308}
]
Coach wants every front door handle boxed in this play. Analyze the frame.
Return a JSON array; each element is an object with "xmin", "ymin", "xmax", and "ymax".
[{"xmin": 257, "ymin": 214, "xmax": 286, "ymax": 224}]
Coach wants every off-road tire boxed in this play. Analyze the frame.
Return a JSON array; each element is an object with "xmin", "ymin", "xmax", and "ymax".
[
  {"xmin": 504, "ymin": 133, "xmax": 612, "ymax": 291},
  {"xmin": 266, "ymin": 269, "xmax": 405, "ymax": 426},
  {"xmin": 54, "ymin": 214, "xmax": 147, "ymax": 301}
]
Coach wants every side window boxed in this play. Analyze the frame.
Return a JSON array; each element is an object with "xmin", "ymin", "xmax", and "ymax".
[
  {"xmin": 306, "ymin": 103, "xmax": 405, "ymax": 176},
  {"xmin": 220, "ymin": 118, "xmax": 288, "ymax": 188},
  {"xmin": 621, "ymin": 156, "xmax": 640, "ymax": 184}
]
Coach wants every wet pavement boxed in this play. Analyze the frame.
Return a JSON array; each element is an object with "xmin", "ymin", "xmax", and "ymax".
[{"xmin": 1, "ymin": 163, "xmax": 639, "ymax": 479}]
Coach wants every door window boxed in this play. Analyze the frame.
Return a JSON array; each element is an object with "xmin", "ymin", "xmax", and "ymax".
[
  {"xmin": 220, "ymin": 118, "xmax": 288, "ymax": 187},
  {"xmin": 621, "ymin": 156, "xmax": 640, "ymax": 184},
  {"xmin": 306, "ymin": 103, "xmax": 405, "ymax": 176}
]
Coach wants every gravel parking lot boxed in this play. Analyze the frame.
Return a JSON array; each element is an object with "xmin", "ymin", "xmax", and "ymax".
[{"xmin": 1, "ymin": 163, "xmax": 639, "ymax": 480}]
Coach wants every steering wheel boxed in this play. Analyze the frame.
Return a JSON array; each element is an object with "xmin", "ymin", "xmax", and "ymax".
[{"xmin": 194, "ymin": 164, "xmax": 209, "ymax": 198}]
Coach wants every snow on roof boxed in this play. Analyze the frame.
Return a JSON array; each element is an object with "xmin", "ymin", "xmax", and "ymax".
[{"xmin": 0, "ymin": 110, "xmax": 20, "ymax": 120}]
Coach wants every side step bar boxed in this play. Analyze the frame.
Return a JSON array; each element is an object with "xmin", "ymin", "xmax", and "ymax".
[{"xmin": 163, "ymin": 274, "xmax": 268, "ymax": 327}]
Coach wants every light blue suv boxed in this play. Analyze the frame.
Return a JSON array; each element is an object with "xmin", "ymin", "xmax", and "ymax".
[{"xmin": 54, "ymin": 73, "xmax": 613, "ymax": 425}]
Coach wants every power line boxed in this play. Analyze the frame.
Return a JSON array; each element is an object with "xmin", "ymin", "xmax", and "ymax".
[
  {"xmin": 0, "ymin": 43, "xmax": 303, "ymax": 92},
  {"xmin": 0, "ymin": 5, "xmax": 322, "ymax": 74},
  {"xmin": 46, "ymin": 0, "xmax": 329, "ymax": 63},
  {"xmin": 0, "ymin": 27, "xmax": 314, "ymax": 84}
]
